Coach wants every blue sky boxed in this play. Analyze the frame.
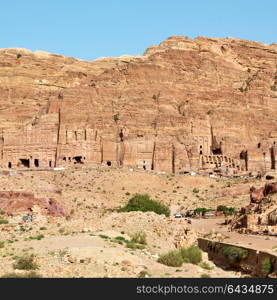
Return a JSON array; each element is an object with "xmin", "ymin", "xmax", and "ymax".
[{"xmin": 0, "ymin": 0, "xmax": 276, "ymax": 60}]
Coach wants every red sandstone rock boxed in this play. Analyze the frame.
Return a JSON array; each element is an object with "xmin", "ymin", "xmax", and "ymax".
[
  {"xmin": 264, "ymin": 182, "xmax": 277, "ymax": 196},
  {"xmin": 0, "ymin": 36, "xmax": 276, "ymax": 173},
  {"xmin": 0, "ymin": 191, "xmax": 66, "ymax": 217},
  {"xmin": 250, "ymin": 186, "xmax": 265, "ymax": 203},
  {"xmin": 231, "ymin": 182, "xmax": 277, "ymax": 234},
  {"xmin": 250, "ymin": 182, "xmax": 277, "ymax": 203},
  {"xmin": 220, "ymin": 184, "xmax": 249, "ymax": 197}
]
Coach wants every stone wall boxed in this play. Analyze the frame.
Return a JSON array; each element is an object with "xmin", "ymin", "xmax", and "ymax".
[{"xmin": 198, "ymin": 238, "xmax": 277, "ymax": 277}]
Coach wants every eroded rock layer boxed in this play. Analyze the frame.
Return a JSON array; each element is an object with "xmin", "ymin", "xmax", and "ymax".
[
  {"xmin": 0, "ymin": 36, "xmax": 276, "ymax": 172},
  {"xmin": 230, "ymin": 182, "xmax": 277, "ymax": 235}
]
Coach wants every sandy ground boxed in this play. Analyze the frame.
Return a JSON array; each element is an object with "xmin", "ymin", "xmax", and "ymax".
[{"xmin": 0, "ymin": 166, "xmax": 275, "ymax": 278}]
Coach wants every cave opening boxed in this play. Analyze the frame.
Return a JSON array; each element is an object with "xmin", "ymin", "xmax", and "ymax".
[
  {"xmin": 119, "ymin": 130, "xmax": 124, "ymax": 142},
  {"xmin": 107, "ymin": 161, "xmax": 112, "ymax": 167},
  {"xmin": 270, "ymin": 147, "xmax": 276, "ymax": 170},
  {"xmin": 240, "ymin": 150, "xmax": 249, "ymax": 171},
  {"xmin": 212, "ymin": 148, "xmax": 222, "ymax": 155},
  {"xmin": 199, "ymin": 145, "xmax": 203, "ymax": 155},
  {"xmin": 73, "ymin": 156, "xmax": 83, "ymax": 164},
  {"xmin": 49, "ymin": 161, "xmax": 52, "ymax": 167},
  {"xmin": 20, "ymin": 159, "xmax": 30, "ymax": 168},
  {"xmin": 34, "ymin": 159, "xmax": 39, "ymax": 168},
  {"xmin": 8, "ymin": 162, "xmax": 12, "ymax": 168}
]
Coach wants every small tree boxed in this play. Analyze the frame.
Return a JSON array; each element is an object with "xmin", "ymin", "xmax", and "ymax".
[{"xmin": 113, "ymin": 113, "xmax": 120, "ymax": 122}]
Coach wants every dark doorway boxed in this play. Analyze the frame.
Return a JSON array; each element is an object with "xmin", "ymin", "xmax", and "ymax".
[
  {"xmin": 143, "ymin": 166, "xmax": 146, "ymax": 170},
  {"xmin": 240, "ymin": 150, "xmax": 248, "ymax": 171},
  {"xmin": 270, "ymin": 147, "xmax": 276, "ymax": 170},
  {"xmin": 8, "ymin": 162, "xmax": 12, "ymax": 168},
  {"xmin": 73, "ymin": 156, "xmax": 83, "ymax": 164},
  {"xmin": 34, "ymin": 159, "xmax": 39, "ymax": 168},
  {"xmin": 20, "ymin": 159, "xmax": 30, "ymax": 168},
  {"xmin": 119, "ymin": 130, "xmax": 124, "ymax": 142},
  {"xmin": 49, "ymin": 161, "xmax": 52, "ymax": 167},
  {"xmin": 107, "ymin": 161, "xmax": 112, "ymax": 166},
  {"xmin": 212, "ymin": 148, "xmax": 222, "ymax": 155}
]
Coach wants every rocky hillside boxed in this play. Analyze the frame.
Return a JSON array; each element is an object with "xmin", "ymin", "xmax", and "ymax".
[{"xmin": 0, "ymin": 36, "xmax": 276, "ymax": 172}]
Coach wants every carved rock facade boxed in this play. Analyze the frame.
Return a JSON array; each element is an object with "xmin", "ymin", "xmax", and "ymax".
[{"xmin": 0, "ymin": 36, "xmax": 276, "ymax": 172}]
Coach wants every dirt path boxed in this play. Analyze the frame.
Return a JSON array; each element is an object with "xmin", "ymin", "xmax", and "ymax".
[{"xmin": 190, "ymin": 217, "xmax": 277, "ymax": 253}]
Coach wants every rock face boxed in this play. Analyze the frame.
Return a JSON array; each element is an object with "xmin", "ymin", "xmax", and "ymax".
[
  {"xmin": 230, "ymin": 183, "xmax": 277, "ymax": 235},
  {"xmin": 0, "ymin": 36, "xmax": 276, "ymax": 172},
  {"xmin": 97, "ymin": 211, "xmax": 197, "ymax": 252},
  {"xmin": 250, "ymin": 182, "xmax": 277, "ymax": 203},
  {"xmin": 0, "ymin": 191, "xmax": 66, "ymax": 217}
]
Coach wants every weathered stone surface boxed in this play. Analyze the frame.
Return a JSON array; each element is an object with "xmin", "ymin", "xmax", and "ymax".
[
  {"xmin": 230, "ymin": 182, "xmax": 277, "ymax": 235},
  {"xmin": 0, "ymin": 36, "xmax": 276, "ymax": 172},
  {"xmin": 0, "ymin": 191, "xmax": 66, "ymax": 216}
]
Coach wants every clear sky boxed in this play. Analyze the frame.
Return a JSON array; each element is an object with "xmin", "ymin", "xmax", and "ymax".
[{"xmin": 0, "ymin": 0, "xmax": 276, "ymax": 60}]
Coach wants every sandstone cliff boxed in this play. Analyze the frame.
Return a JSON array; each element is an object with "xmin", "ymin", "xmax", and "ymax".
[{"xmin": 0, "ymin": 36, "xmax": 276, "ymax": 172}]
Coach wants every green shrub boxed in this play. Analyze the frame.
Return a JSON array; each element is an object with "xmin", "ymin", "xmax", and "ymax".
[
  {"xmin": 115, "ymin": 236, "xmax": 128, "ymax": 242},
  {"xmin": 222, "ymin": 246, "xmax": 248, "ymax": 263},
  {"xmin": 126, "ymin": 242, "xmax": 145, "ymax": 250},
  {"xmin": 99, "ymin": 234, "xmax": 109, "ymax": 240},
  {"xmin": 201, "ymin": 273, "xmax": 211, "ymax": 278},
  {"xmin": 158, "ymin": 250, "xmax": 183, "ymax": 267},
  {"xmin": 0, "ymin": 241, "xmax": 5, "ymax": 248},
  {"xmin": 261, "ymin": 258, "xmax": 273, "ymax": 276},
  {"xmin": 239, "ymin": 87, "xmax": 245, "ymax": 93},
  {"xmin": 192, "ymin": 188, "xmax": 200, "ymax": 194},
  {"xmin": 131, "ymin": 231, "xmax": 147, "ymax": 245},
  {"xmin": 113, "ymin": 233, "xmax": 146, "ymax": 250},
  {"xmin": 138, "ymin": 270, "xmax": 150, "ymax": 278},
  {"xmin": 217, "ymin": 205, "xmax": 228, "ymax": 212},
  {"xmin": 216, "ymin": 206, "xmax": 236, "ymax": 215},
  {"xmin": 0, "ymin": 218, "xmax": 8, "ymax": 225},
  {"xmin": 13, "ymin": 254, "xmax": 39, "ymax": 270},
  {"xmin": 180, "ymin": 245, "xmax": 202, "ymax": 265},
  {"xmin": 199, "ymin": 262, "xmax": 213, "ymax": 270},
  {"xmin": 113, "ymin": 113, "xmax": 120, "ymax": 122},
  {"xmin": 194, "ymin": 208, "xmax": 207, "ymax": 215},
  {"xmin": 207, "ymin": 241, "xmax": 222, "ymax": 253},
  {"xmin": 29, "ymin": 234, "xmax": 44, "ymax": 240},
  {"xmin": 119, "ymin": 194, "xmax": 170, "ymax": 217}
]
